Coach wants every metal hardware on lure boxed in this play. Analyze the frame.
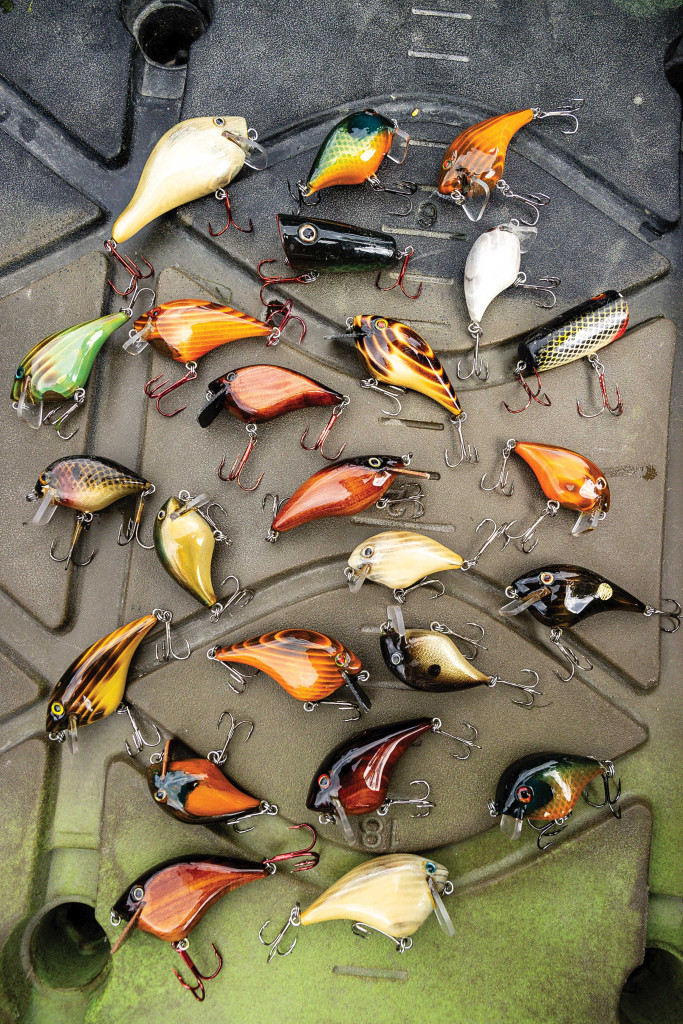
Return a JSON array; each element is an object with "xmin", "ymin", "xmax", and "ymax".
[
  {"xmin": 577, "ymin": 353, "xmax": 623, "ymax": 418},
  {"xmin": 117, "ymin": 704, "xmax": 163, "ymax": 757},
  {"xmin": 27, "ymin": 456, "xmax": 155, "ymax": 567},
  {"xmin": 109, "ymin": 826, "xmax": 318, "ymax": 999},
  {"xmin": 197, "ymin": 364, "xmax": 349, "ymax": 488},
  {"xmin": 45, "ymin": 609, "xmax": 176, "ymax": 752},
  {"xmin": 208, "ymin": 186, "xmax": 253, "ymax": 235},
  {"xmin": 207, "ymin": 629, "xmax": 371, "ymax": 713},
  {"xmin": 263, "ymin": 454, "xmax": 431, "ymax": 542},
  {"xmin": 437, "ymin": 101, "xmax": 584, "ymax": 221},
  {"xmin": 481, "ymin": 439, "xmax": 610, "ymax": 540},
  {"xmin": 153, "ymin": 491, "xmax": 253, "ymax": 619},
  {"xmin": 309, "ymin": 717, "xmax": 480, "ymax": 839},
  {"xmin": 505, "ymin": 291, "xmax": 629, "ymax": 414},
  {"xmin": 259, "ymin": 854, "xmax": 453, "ymax": 962},
  {"xmin": 380, "ymin": 604, "xmax": 541, "ymax": 708},
  {"xmin": 488, "ymin": 752, "xmax": 620, "ymax": 850}
]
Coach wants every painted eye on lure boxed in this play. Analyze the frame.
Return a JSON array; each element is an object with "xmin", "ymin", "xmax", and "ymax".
[
  {"xmin": 487, "ymin": 752, "xmax": 621, "ymax": 850},
  {"xmin": 109, "ymin": 826, "xmax": 318, "ymax": 1001},
  {"xmin": 481, "ymin": 440, "xmax": 610, "ymax": 548},
  {"xmin": 263, "ymin": 454, "xmax": 431, "ymax": 543},
  {"xmin": 505, "ymin": 290, "xmax": 629, "ymax": 417},
  {"xmin": 207, "ymin": 628, "xmax": 371, "ymax": 716},
  {"xmin": 153, "ymin": 490, "xmax": 253, "ymax": 620},
  {"xmin": 346, "ymin": 530, "xmax": 464, "ymax": 599},
  {"xmin": 259, "ymin": 853, "xmax": 454, "ymax": 962},
  {"xmin": 26, "ymin": 456, "xmax": 155, "ymax": 569},
  {"xmin": 308, "ymin": 716, "xmax": 480, "ymax": 843},
  {"xmin": 197, "ymin": 364, "xmax": 349, "ymax": 489}
]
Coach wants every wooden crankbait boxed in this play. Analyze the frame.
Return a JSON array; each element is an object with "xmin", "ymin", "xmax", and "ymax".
[
  {"xmin": 260, "ymin": 854, "xmax": 454, "ymax": 959},
  {"xmin": 437, "ymin": 100, "xmax": 584, "ymax": 222},
  {"xmin": 501, "ymin": 564, "xmax": 680, "ymax": 680},
  {"xmin": 488, "ymin": 753, "xmax": 621, "ymax": 850},
  {"xmin": 505, "ymin": 291, "xmax": 629, "ymax": 416},
  {"xmin": 264, "ymin": 454, "xmax": 431, "ymax": 542},
  {"xmin": 27, "ymin": 456, "xmax": 155, "ymax": 568},
  {"xmin": 105, "ymin": 115, "xmax": 267, "ymax": 295},
  {"xmin": 481, "ymin": 440, "xmax": 610, "ymax": 547},
  {"xmin": 197, "ymin": 364, "xmax": 349, "ymax": 490},
  {"xmin": 380, "ymin": 604, "xmax": 543, "ymax": 707},
  {"xmin": 109, "ymin": 825, "xmax": 318, "ymax": 1000},
  {"xmin": 46, "ymin": 608, "xmax": 183, "ymax": 752},
  {"xmin": 153, "ymin": 490, "xmax": 253, "ymax": 619},
  {"xmin": 293, "ymin": 108, "xmax": 414, "ymax": 209},
  {"xmin": 308, "ymin": 716, "xmax": 480, "ymax": 842},
  {"xmin": 335, "ymin": 315, "xmax": 477, "ymax": 468},
  {"xmin": 208, "ymin": 628, "xmax": 371, "ymax": 717}
]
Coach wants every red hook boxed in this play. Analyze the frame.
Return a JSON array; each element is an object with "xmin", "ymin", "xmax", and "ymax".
[
  {"xmin": 262, "ymin": 823, "xmax": 319, "ymax": 872},
  {"xmin": 257, "ymin": 259, "xmax": 317, "ymax": 305},
  {"xmin": 104, "ymin": 239, "xmax": 154, "ymax": 296},
  {"xmin": 208, "ymin": 188, "xmax": 253, "ymax": 235},
  {"xmin": 504, "ymin": 364, "xmax": 552, "ymax": 414},
  {"xmin": 300, "ymin": 398, "xmax": 349, "ymax": 461},
  {"xmin": 218, "ymin": 425, "xmax": 264, "ymax": 491},
  {"xmin": 144, "ymin": 362, "xmax": 198, "ymax": 417},
  {"xmin": 263, "ymin": 296, "xmax": 307, "ymax": 345},
  {"xmin": 172, "ymin": 940, "xmax": 223, "ymax": 1001},
  {"xmin": 375, "ymin": 246, "xmax": 423, "ymax": 299}
]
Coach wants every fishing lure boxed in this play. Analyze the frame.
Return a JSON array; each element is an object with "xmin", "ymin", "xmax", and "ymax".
[
  {"xmin": 488, "ymin": 753, "xmax": 621, "ymax": 850},
  {"xmin": 437, "ymin": 100, "xmax": 584, "ymax": 221},
  {"xmin": 109, "ymin": 825, "xmax": 318, "ymax": 1000},
  {"xmin": 260, "ymin": 854, "xmax": 454, "ymax": 960},
  {"xmin": 308, "ymin": 716, "xmax": 480, "ymax": 842},
  {"xmin": 481, "ymin": 439, "xmax": 610, "ymax": 548},
  {"xmin": 504, "ymin": 291, "xmax": 629, "ymax": 416},
  {"xmin": 380, "ymin": 605, "xmax": 542, "ymax": 707},
  {"xmin": 335, "ymin": 315, "xmax": 477, "ymax": 468},
  {"xmin": 153, "ymin": 490, "xmax": 253, "ymax": 619},
  {"xmin": 208, "ymin": 628, "xmax": 370, "ymax": 716},
  {"xmin": 500, "ymin": 564, "xmax": 680, "ymax": 680},
  {"xmin": 105, "ymin": 115, "xmax": 267, "ymax": 295},
  {"xmin": 45, "ymin": 608, "xmax": 185, "ymax": 752},
  {"xmin": 197, "ymin": 365, "xmax": 349, "ymax": 490},
  {"xmin": 293, "ymin": 108, "xmax": 413, "ymax": 208},
  {"xmin": 27, "ymin": 456, "xmax": 155, "ymax": 568},
  {"xmin": 458, "ymin": 222, "xmax": 559, "ymax": 382},
  {"xmin": 264, "ymin": 454, "xmax": 431, "ymax": 542}
]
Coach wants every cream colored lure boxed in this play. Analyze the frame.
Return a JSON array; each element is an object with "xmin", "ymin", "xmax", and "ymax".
[
  {"xmin": 464, "ymin": 224, "xmax": 521, "ymax": 326},
  {"xmin": 346, "ymin": 530, "xmax": 463, "ymax": 591},
  {"xmin": 112, "ymin": 116, "xmax": 251, "ymax": 243}
]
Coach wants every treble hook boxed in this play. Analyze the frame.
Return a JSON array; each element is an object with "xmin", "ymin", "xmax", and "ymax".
[
  {"xmin": 431, "ymin": 718, "xmax": 481, "ymax": 760},
  {"xmin": 117, "ymin": 703, "xmax": 162, "ymax": 757},
  {"xmin": 531, "ymin": 98, "xmax": 585, "ymax": 136},
  {"xmin": 644, "ymin": 599, "xmax": 681, "ymax": 633},
  {"xmin": 259, "ymin": 904, "xmax": 301, "ymax": 962},
  {"xmin": 42, "ymin": 388, "xmax": 87, "ymax": 441},
  {"xmin": 117, "ymin": 486, "xmax": 156, "ymax": 550},
  {"xmin": 208, "ymin": 187, "xmax": 253, "ymax": 235},
  {"xmin": 393, "ymin": 578, "xmax": 446, "ymax": 604},
  {"xmin": 548, "ymin": 627, "xmax": 594, "ymax": 682},
  {"xmin": 207, "ymin": 710, "xmax": 254, "ymax": 765},
  {"xmin": 495, "ymin": 180, "xmax": 551, "ymax": 227},
  {"xmin": 144, "ymin": 362, "xmax": 198, "ymax": 417},
  {"xmin": 352, "ymin": 922, "xmax": 413, "ymax": 953},
  {"xmin": 577, "ymin": 353, "xmax": 623, "ymax": 418},
  {"xmin": 375, "ymin": 247, "xmax": 423, "ymax": 299},
  {"xmin": 289, "ymin": 178, "xmax": 321, "ymax": 211},
  {"xmin": 360, "ymin": 377, "xmax": 405, "ymax": 416},
  {"xmin": 302, "ymin": 699, "xmax": 360, "ymax": 722},
  {"xmin": 172, "ymin": 939, "xmax": 223, "ymax": 1002},
  {"xmin": 504, "ymin": 361, "xmax": 552, "ymax": 413},
  {"xmin": 153, "ymin": 608, "xmax": 191, "ymax": 663},
  {"xmin": 444, "ymin": 411, "xmax": 478, "ymax": 468},
  {"xmin": 104, "ymin": 239, "xmax": 154, "ymax": 297},
  {"xmin": 582, "ymin": 760, "xmax": 621, "ymax": 818},
  {"xmin": 209, "ymin": 574, "xmax": 255, "ymax": 622},
  {"xmin": 515, "ymin": 272, "xmax": 560, "ymax": 309},
  {"xmin": 375, "ymin": 482, "xmax": 425, "ymax": 521},
  {"xmin": 49, "ymin": 512, "xmax": 96, "ymax": 568},
  {"xmin": 379, "ymin": 779, "xmax": 434, "ymax": 818},
  {"xmin": 430, "ymin": 620, "xmax": 487, "ymax": 660},
  {"xmin": 480, "ymin": 439, "xmax": 516, "ymax": 496},
  {"xmin": 257, "ymin": 259, "xmax": 318, "ymax": 304},
  {"xmin": 262, "ymin": 295, "xmax": 307, "ymax": 344},
  {"xmin": 218, "ymin": 424, "xmax": 264, "ymax": 491},
  {"xmin": 459, "ymin": 517, "xmax": 514, "ymax": 571},
  {"xmin": 262, "ymin": 823, "xmax": 319, "ymax": 872},
  {"xmin": 457, "ymin": 323, "xmax": 489, "ymax": 382},
  {"xmin": 367, "ymin": 174, "xmax": 418, "ymax": 217},
  {"xmin": 504, "ymin": 500, "xmax": 560, "ymax": 554},
  {"xmin": 300, "ymin": 397, "xmax": 349, "ymax": 460},
  {"xmin": 486, "ymin": 669, "xmax": 545, "ymax": 709},
  {"xmin": 527, "ymin": 816, "xmax": 570, "ymax": 851}
]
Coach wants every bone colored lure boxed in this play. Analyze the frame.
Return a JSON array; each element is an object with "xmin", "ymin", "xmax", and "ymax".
[
  {"xmin": 464, "ymin": 225, "xmax": 521, "ymax": 325},
  {"xmin": 347, "ymin": 530, "xmax": 463, "ymax": 592}
]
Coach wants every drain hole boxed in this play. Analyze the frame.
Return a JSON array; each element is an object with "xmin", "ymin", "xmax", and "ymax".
[
  {"xmin": 618, "ymin": 947, "xmax": 683, "ymax": 1024},
  {"xmin": 30, "ymin": 902, "xmax": 110, "ymax": 989},
  {"xmin": 134, "ymin": 1, "xmax": 210, "ymax": 67}
]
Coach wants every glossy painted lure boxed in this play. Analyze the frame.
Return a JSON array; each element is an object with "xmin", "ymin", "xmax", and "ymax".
[
  {"xmin": 109, "ymin": 826, "xmax": 318, "ymax": 1000},
  {"xmin": 27, "ymin": 456, "xmax": 155, "ymax": 568},
  {"xmin": 259, "ymin": 854, "xmax": 454, "ymax": 960},
  {"xmin": 197, "ymin": 364, "xmax": 349, "ymax": 489},
  {"xmin": 208, "ymin": 628, "xmax": 371, "ymax": 716},
  {"xmin": 488, "ymin": 753, "xmax": 621, "ymax": 850}
]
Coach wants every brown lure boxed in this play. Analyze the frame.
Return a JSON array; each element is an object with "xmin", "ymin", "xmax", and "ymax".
[{"xmin": 131, "ymin": 300, "xmax": 274, "ymax": 363}]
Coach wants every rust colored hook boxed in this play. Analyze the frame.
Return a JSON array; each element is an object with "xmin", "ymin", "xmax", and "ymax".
[
  {"xmin": 375, "ymin": 246, "xmax": 423, "ymax": 299},
  {"xmin": 104, "ymin": 239, "xmax": 153, "ymax": 296},
  {"xmin": 257, "ymin": 259, "xmax": 317, "ymax": 305},
  {"xmin": 263, "ymin": 296, "xmax": 307, "ymax": 344},
  {"xmin": 208, "ymin": 187, "xmax": 253, "ymax": 235},
  {"xmin": 262, "ymin": 823, "xmax": 319, "ymax": 872},
  {"xmin": 144, "ymin": 362, "xmax": 198, "ymax": 417},
  {"xmin": 218, "ymin": 424, "xmax": 264, "ymax": 491},
  {"xmin": 504, "ymin": 362, "xmax": 552, "ymax": 414},
  {"xmin": 300, "ymin": 397, "xmax": 349, "ymax": 460},
  {"xmin": 172, "ymin": 940, "xmax": 223, "ymax": 1002},
  {"xmin": 577, "ymin": 353, "xmax": 623, "ymax": 418}
]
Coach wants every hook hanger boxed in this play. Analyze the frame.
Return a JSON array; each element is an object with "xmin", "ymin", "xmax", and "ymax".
[
  {"xmin": 643, "ymin": 599, "xmax": 681, "ymax": 634},
  {"xmin": 49, "ymin": 511, "xmax": 96, "ymax": 568},
  {"xmin": 153, "ymin": 608, "xmax": 191, "ymax": 662},
  {"xmin": 480, "ymin": 439, "xmax": 517, "ymax": 496},
  {"xmin": 360, "ymin": 376, "xmax": 405, "ymax": 416},
  {"xmin": 206, "ymin": 710, "xmax": 254, "ymax": 765},
  {"xmin": 144, "ymin": 362, "xmax": 198, "ymax": 417},
  {"xmin": 515, "ymin": 272, "xmax": 560, "ymax": 309},
  {"xmin": 430, "ymin": 620, "xmax": 487, "ymax": 660},
  {"xmin": 577, "ymin": 353, "xmax": 623, "ymax": 418},
  {"xmin": 172, "ymin": 938, "xmax": 223, "ymax": 1001},
  {"xmin": 503, "ymin": 500, "xmax": 560, "ymax": 554},
  {"xmin": 431, "ymin": 718, "xmax": 481, "ymax": 760},
  {"xmin": 259, "ymin": 904, "xmax": 301, "ymax": 962},
  {"xmin": 104, "ymin": 239, "xmax": 154, "ymax": 297},
  {"xmin": 531, "ymin": 98, "xmax": 585, "ymax": 135},
  {"xmin": 117, "ymin": 485, "xmax": 156, "ymax": 550},
  {"xmin": 209, "ymin": 187, "xmax": 253, "ymax": 235},
  {"xmin": 375, "ymin": 246, "xmax": 423, "ymax": 298},
  {"xmin": 301, "ymin": 396, "xmax": 350, "ymax": 460},
  {"xmin": 444, "ymin": 411, "xmax": 478, "ymax": 468},
  {"xmin": 218, "ymin": 423, "xmax": 264, "ymax": 491},
  {"xmin": 504, "ymin": 360, "xmax": 552, "ymax": 413},
  {"xmin": 495, "ymin": 180, "xmax": 551, "ymax": 226},
  {"xmin": 117, "ymin": 703, "xmax": 162, "ymax": 757},
  {"xmin": 457, "ymin": 323, "xmax": 489, "ymax": 382},
  {"xmin": 548, "ymin": 626, "xmax": 594, "ymax": 681},
  {"xmin": 459, "ymin": 517, "xmax": 514, "ymax": 572}
]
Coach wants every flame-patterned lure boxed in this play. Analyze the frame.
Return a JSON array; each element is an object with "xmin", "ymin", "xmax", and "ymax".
[
  {"xmin": 27, "ymin": 456, "xmax": 155, "ymax": 568},
  {"xmin": 260, "ymin": 854, "xmax": 454, "ymax": 960},
  {"xmin": 481, "ymin": 440, "xmax": 610, "ymax": 549},
  {"xmin": 208, "ymin": 628, "xmax": 371, "ymax": 716},
  {"xmin": 488, "ymin": 753, "xmax": 621, "ymax": 850},
  {"xmin": 505, "ymin": 291, "xmax": 629, "ymax": 416},
  {"xmin": 264, "ymin": 454, "xmax": 431, "ymax": 542},
  {"xmin": 308, "ymin": 716, "xmax": 480, "ymax": 842},
  {"xmin": 197, "ymin": 364, "xmax": 349, "ymax": 489},
  {"xmin": 109, "ymin": 826, "xmax": 318, "ymax": 1000}
]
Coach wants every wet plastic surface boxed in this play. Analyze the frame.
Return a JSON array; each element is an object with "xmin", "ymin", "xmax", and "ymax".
[{"xmin": 0, "ymin": 2, "xmax": 681, "ymax": 1023}]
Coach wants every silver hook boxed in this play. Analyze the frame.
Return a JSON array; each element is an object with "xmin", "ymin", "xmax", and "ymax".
[
  {"xmin": 302, "ymin": 699, "xmax": 360, "ymax": 722},
  {"xmin": 206, "ymin": 648, "xmax": 260, "ymax": 693},
  {"xmin": 430, "ymin": 620, "xmax": 487, "ymax": 660},
  {"xmin": 643, "ymin": 599, "xmax": 681, "ymax": 634},
  {"xmin": 577, "ymin": 353, "xmax": 623, "ymax": 418},
  {"xmin": 378, "ymin": 779, "xmax": 434, "ymax": 818},
  {"xmin": 49, "ymin": 511, "xmax": 96, "ymax": 568},
  {"xmin": 117, "ymin": 703, "xmax": 162, "ymax": 757},
  {"xmin": 117, "ymin": 485, "xmax": 156, "ymax": 550},
  {"xmin": 352, "ymin": 922, "xmax": 413, "ymax": 953},
  {"xmin": 459, "ymin": 517, "xmax": 514, "ymax": 571},
  {"xmin": 210, "ymin": 575, "xmax": 254, "ymax": 621},
  {"xmin": 514, "ymin": 272, "xmax": 560, "ymax": 309},
  {"xmin": 360, "ymin": 377, "xmax": 405, "ymax": 416},
  {"xmin": 259, "ymin": 905, "xmax": 301, "ymax": 963},
  {"xmin": 444, "ymin": 412, "xmax": 478, "ymax": 468},
  {"xmin": 457, "ymin": 323, "xmax": 489, "ymax": 382},
  {"xmin": 480, "ymin": 439, "xmax": 516, "ymax": 496},
  {"xmin": 42, "ymin": 388, "xmax": 87, "ymax": 440},
  {"xmin": 392, "ymin": 578, "xmax": 445, "ymax": 604},
  {"xmin": 487, "ymin": 669, "xmax": 545, "ymax": 709},
  {"xmin": 548, "ymin": 627, "xmax": 594, "ymax": 681},
  {"xmin": 531, "ymin": 99, "xmax": 585, "ymax": 135},
  {"xmin": 153, "ymin": 608, "xmax": 191, "ymax": 662},
  {"xmin": 375, "ymin": 482, "xmax": 425, "ymax": 521},
  {"xmin": 582, "ymin": 760, "xmax": 621, "ymax": 819},
  {"xmin": 206, "ymin": 710, "xmax": 254, "ymax": 765},
  {"xmin": 495, "ymin": 180, "xmax": 550, "ymax": 227},
  {"xmin": 431, "ymin": 718, "xmax": 481, "ymax": 760},
  {"xmin": 503, "ymin": 500, "xmax": 560, "ymax": 554}
]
